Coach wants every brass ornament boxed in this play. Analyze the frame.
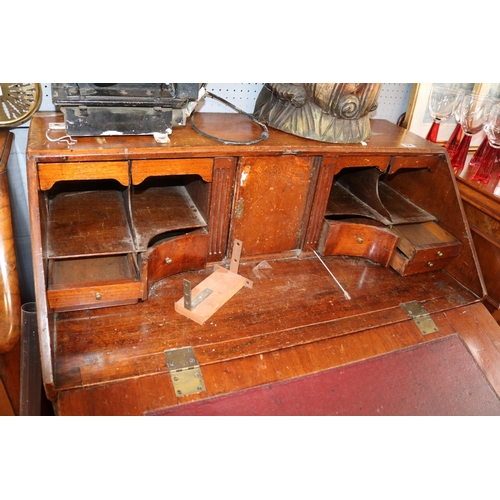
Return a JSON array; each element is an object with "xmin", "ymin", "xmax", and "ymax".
[{"xmin": 0, "ymin": 83, "xmax": 42, "ymax": 127}]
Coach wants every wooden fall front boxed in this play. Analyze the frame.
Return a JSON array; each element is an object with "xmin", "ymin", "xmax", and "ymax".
[{"xmin": 26, "ymin": 112, "xmax": 500, "ymax": 416}]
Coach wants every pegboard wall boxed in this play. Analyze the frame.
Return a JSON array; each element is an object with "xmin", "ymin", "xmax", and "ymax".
[{"xmin": 39, "ymin": 83, "xmax": 413, "ymax": 125}]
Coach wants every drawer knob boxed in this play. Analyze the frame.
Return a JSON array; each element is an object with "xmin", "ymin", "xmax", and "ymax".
[
  {"xmin": 356, "ymin": 237, "xmax": 364, "ymax": 244},
  {"xmin": 95, "ymin": 292, "xmax": 102, "ymax": 300},
  {"xmin": 436, "ymin": 251, "xmax": 443, "ymax": 257},
  {"xmin": 165, "ymin": 257, "xmax": 173, "ymax": 264},
  {"xmin": 427, "ymin": 262, "xmax": 434, "ymax": 267}
]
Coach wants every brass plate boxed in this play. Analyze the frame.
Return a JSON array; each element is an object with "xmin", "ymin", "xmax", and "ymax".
[{"xmin": 164, "ymin": 346, "xmax": 206, "ymax": 397}]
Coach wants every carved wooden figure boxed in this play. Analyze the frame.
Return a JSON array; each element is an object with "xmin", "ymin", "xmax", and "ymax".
[{"xmin": 253, "ymin": 83, "xmax": 382, "ymax": 143}]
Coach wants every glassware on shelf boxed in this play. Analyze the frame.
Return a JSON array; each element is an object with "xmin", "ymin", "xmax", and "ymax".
[
  {"xmin": 451, "ymin": 93, "xmax": 494, "ymax": 173},
  {"xmin": 471, "ymin": 103, "xmax": 500, "ymax": 183},
  {"xmin": 426, "ymin": 84, "xmax": 463, "ymax": 143},
  {"xmin": 445, "ymin": 122, "xmax": 463, "ymax": 158},
  {"xmin": 485, "ymin": 104, "xmax": 500, "ymax": 149},
  {"xmin": 468, "ymin": 136, "xmax": 489, "ymax": 172},
  {"xmin": 444, "ymin": 91, "xmax": 466, "ymax": 158}
]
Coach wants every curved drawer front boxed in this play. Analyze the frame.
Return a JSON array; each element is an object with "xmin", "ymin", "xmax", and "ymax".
[
  {"xmin": 143, "ymin": 229, "xmax": 210, "ymax": 290},
  {"xmin": 318, "ymin": 219, "xmax": 398, "ymax": 267}
]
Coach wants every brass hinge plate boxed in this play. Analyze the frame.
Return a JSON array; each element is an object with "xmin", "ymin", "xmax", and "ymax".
[
  {"xmin": 400, "ymin": 301, "xmax": 439, "ymax": 335},
  {"xmin": 164, "ymin": 346, "xmax": 206, "ymax": 397}
]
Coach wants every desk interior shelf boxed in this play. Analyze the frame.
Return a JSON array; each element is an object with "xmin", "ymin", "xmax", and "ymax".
[
  {"xmin": 47, "ymin": 184, "xmax": 133, "ymax": 258},
  {"xmin": 131, "ymin": 176, "xmax": 208, "ymax": 250},
  {"xmin": 325, "ymin": 167, "xmax": 436, "ymax": 226}
]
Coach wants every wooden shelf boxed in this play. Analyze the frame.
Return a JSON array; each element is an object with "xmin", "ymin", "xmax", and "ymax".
[
  {"xmin": 131, "ymin": 184, "xmax": 207, "ymax": 250},
  {"xmin": 326, "ymin": 183, "xmax": 380, "ymax": 220},
  {"xmin": 378, "ymin": 182, "xmax": 436, "ymax": 225},
  {"xmin": 326, "ymin": 178, "xmax": 435, "ymax": 226},
  {"xmin": 47, "ymin": 189, "xmax": 133, "ymax": 258}
]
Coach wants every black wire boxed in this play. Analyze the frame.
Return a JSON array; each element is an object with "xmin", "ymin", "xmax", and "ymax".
[{"xmin": 190, "ymin": 90, "xmax": 269, "ymax": 145}]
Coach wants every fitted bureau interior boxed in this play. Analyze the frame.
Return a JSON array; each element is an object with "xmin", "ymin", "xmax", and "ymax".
[
  {"xmin": 43, "ymin": 157, "xmax": 467, "ymax": 311},
  {"xmin": 43, "ymin": 168, "xmax": 211, "ymax": 311},
  {"xmin": 318, "ymin": 163, "xmax": 463, "ymax": 276},
  {"xmin": 325, "ymin": 167, "xmax": 436, "ymax": 225}
]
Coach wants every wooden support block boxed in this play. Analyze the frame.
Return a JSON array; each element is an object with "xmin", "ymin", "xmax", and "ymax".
[{"xmin": 175, "ymin": 267, "xmax": 251, "ymax": 325}]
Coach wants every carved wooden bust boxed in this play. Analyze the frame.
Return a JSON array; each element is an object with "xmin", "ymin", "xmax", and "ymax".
[{"xmin": 253, "ymin": 83, "xmax": 382, "ymax": 144}]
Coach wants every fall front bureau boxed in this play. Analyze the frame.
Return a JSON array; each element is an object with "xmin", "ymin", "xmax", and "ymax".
[{"xmin": 26, "ymin": 112, "xmax": 500, "ymax": 415}]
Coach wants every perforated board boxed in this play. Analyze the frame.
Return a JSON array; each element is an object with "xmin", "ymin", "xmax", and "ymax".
[{"xmin": 39, "ymin": 83, "xmax": 413, "ymax": 125}]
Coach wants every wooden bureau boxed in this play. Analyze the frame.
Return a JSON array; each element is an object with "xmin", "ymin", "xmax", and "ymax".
[{"xmin": 26, "ymin": 112, "xmax": 500, "ymax": 415}]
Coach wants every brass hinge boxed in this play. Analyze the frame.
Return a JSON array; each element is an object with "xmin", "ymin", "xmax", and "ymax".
[
  {"xmin": 164, "ymin": 346, "xmax": 206, "ymax": 397},
  {"xmin": 400, "ymin": 301, "xmax": 439, "ymax": 335}
]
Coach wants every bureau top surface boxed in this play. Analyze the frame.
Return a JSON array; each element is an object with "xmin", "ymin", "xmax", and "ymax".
[{"xmin": 27, "ymin": 112, "xmax": 444, "ymax": 162}]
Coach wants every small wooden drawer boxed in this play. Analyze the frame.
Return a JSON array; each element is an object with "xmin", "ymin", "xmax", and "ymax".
[
  {"xmin": 390, "ymin": 221, "xmax": 462, "ymax": 276},
  {"xmin": 318, "ymin": 219, "xmax": 399, "ymax": 267},
  {"xmin": 389, "ymin": 155, "xmax": 441, "ymax": 174},
  {"xmin": 39, "ymin": 161, "xmax": 129, "ymax": 190},
  {"xmin": 47, "ymin": 254, "xmax": 143, "ymax": 311},
  {"xmin": 131, "ymin": 158, "xmax": 213, "ymax": 184},
  {"xmin": 142, "ymin": 228, "xmax": 210, "ymax": 293}
]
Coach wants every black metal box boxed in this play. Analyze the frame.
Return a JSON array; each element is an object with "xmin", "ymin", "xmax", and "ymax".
[{"xmin": 52, "ymin": 83, "xmax": 201, "ymax": 139}]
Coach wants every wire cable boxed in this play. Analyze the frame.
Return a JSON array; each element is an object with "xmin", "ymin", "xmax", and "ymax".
[{"xmin": 190, "ymin": 90, "xmax": 269, "ymax": 146}]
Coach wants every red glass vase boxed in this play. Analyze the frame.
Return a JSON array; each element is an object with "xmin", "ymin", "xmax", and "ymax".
[
  {"xmin": 451, "ymin": 134, "xmax": 472, "ymax": 173},
  {"xmin": 444, "ymin": 123, "xmax": 463, "ymax": 159},
  {"xmin": 468, "ymin": 136, "xmax": 490, "ymax": 172},
  {"xmin": 426, "ymin": 122, "xmax": 440, "ymax": 142},
  {"xmin": 471, "ymin": 143, "xmax": 498, "ymax": 183}
]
